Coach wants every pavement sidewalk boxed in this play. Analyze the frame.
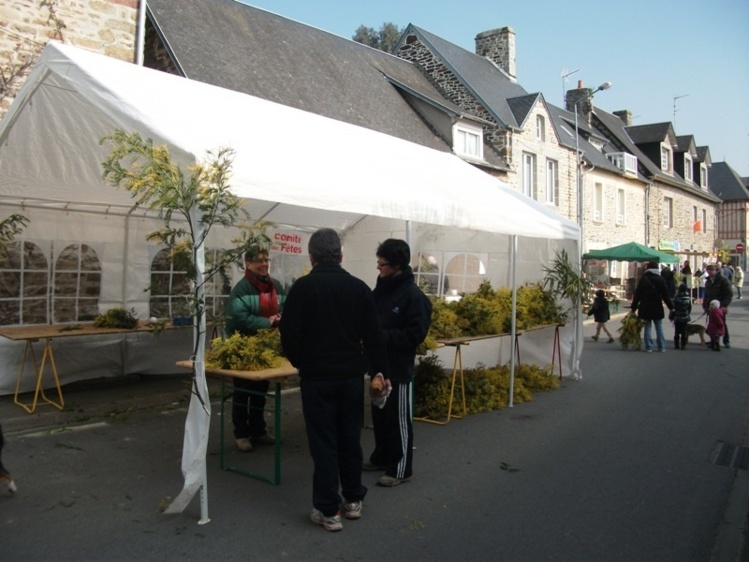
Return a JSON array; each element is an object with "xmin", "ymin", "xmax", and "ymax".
[{"xmin": 1, "ymin": 298, "xmax": 748, "ymax": 561}]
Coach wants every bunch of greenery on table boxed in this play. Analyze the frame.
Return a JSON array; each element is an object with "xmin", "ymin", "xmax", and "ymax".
[
  {"xmin": 206, "ymin": 329, "xmax": 284, "ymax": 371},
  {"xmin": 413, "ymin": 355, "xmax": 560, "ymax": 419},
  {"xmin": 93, "ymin": 307, "xmax": 139, "ymax": 329},
  {"xmin": 421, "ymin": 281, "xmax": 564, "ymax": 348}
]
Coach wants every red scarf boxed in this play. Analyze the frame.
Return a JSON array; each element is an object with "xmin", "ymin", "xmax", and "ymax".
[{"xmin": 245, "ymin": 271, "xmax": 279, "ymax": 317}]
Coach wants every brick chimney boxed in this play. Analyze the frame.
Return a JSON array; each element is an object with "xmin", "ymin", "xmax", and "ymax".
[
  {"xmin": 565, "ymin": 80, "xmax": 595, "ymax": 126},
  {"xmin": 475, "ymin": 27, "xmax": 516, "ymax": 80},
  {"xmin": 613, "ymin": 110, "xmax": 633, "ymax": 126}
]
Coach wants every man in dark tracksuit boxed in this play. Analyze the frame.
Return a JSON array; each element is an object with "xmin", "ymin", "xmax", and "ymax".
[
  {"xmin": 280, "ymin": 228, "xmax": 387, "ymax": 532},
  {"xmin": 366, "ymin": 239, "xmax": 432, "ymax": 487}
]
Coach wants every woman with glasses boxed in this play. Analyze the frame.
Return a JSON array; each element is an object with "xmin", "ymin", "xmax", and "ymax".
[
  {"xmin": 226, "ymin": 244, "xmax": 285, "ymax": 452},
  {"xmin": 365, "ymin": 239, "xmax": 432, "ymax": 487}
]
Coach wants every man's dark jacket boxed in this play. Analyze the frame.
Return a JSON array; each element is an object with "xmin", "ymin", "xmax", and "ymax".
[
  {"xmin": 372, "ymin": 266, "xmax": 432, "ymax": 383},
  {"xmin": 280, "ymin": 262, "xmax": 387, "ymax": 380},
  {"xmin": 631, "ymin": 269, "xmax": 673, "ymax": 320}
]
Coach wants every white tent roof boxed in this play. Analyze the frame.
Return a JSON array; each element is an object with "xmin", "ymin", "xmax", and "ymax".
[{"xmin": 0, "ymin": 42, "xmax": 579, "ymax": 241}]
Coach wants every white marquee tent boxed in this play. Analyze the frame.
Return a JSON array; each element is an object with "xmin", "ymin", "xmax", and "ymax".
[{"xmin": 0, "ymin": 43, "xmax": 582, "ymax": 521}]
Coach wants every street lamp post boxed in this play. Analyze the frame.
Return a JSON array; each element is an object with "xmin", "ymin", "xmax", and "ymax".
[{"xmin": 574, "ymin": 81, "xmax": 612, "ymax": 252}]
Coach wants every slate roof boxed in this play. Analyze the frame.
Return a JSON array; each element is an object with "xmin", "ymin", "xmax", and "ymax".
[
  {"xmin": 506, "ymin": 94, "xmax": 541, "ymax": 129},
  {"xmin": 401, "ymin": 25, "xmax": 529, "ymax": 130},
  {"xmin": 696, "ymin": 146, "xmax": 711, "ymax": 165},
  {"xmin": 546, "ymin": 104, "xmax": 631, "ymax": 178},
  {"xmin": 145, "ymin": 0, "xmax": 461, "ymax": 154},
  {"xmin": 625, "ymin": 122, "xmax": 674, "ymax": 145},
  {"xmin": 675, "ymin": 135, "xmax": 697, "ymax": 156},
  {"xmin": 710, "ymin": 162, "xmax": 749, "ymax": 201},
  {"xmin": 593, "ymin": 109, "xmax": 720, "ymax": 203}
]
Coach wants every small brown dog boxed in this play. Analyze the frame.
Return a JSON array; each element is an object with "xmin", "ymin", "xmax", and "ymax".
[{"xmin": 684, "ymin": 323, "xmax": 707, "ymax": 345}]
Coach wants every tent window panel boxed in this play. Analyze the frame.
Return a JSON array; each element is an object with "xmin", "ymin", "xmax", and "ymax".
[
  {"xmin": 24, "ymin": 271, "xmax": 48, "ymax": 297},
  {"xmin": 150, "ymin": 248, "xmax": 191, "ymax": 318},
  {"xmin": 204, "ymin": 248, "xmax": 231, "ymax": 321},
  {"xmin": 149, "ymin": 298, "xmax": 172, "ymax": 319},
  {"xmin": 444, "ymin": 253, "xmax": 487, "ymax": 296},
  {"xmin": 412, "ymin": 252, "xmax": 444, "ymax": 296},
  {"xmin": 0, "ymin": 271, "xmax": 20, "ymax": 298},
  {"xmin": 54, "ymin": 271, "xmax": 78, "ymax": 295},
  {"xmin": 53, "ymin": 244, "xmax": 102, "ymax": 323},
  {"xmin": 0, "ymin": 241, "xmax": 49, "ymax": 325},
  {"xmin": 0, "ymin": 301, "xmax": 19, "ymax": 325},
  {"xmin": 22, "ymin": 298, "xmax": 47, "ymax": 324}
]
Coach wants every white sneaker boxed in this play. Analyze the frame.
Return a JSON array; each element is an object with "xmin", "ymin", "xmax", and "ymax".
[
  {"xmin": 343, "ymin": 500, "xmax": 362, "ymax": 520},
  {"xmin": 310, "ymin": 508, "xmax": 343, "ymax": 531}
]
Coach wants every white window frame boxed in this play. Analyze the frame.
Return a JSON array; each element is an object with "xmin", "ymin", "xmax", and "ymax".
[
  {"xmin": 684, "ymin": 155, "xmax": 692, "ymax": 181},
  {"xmin": 453, "ymin": 122, "xmax": 483, "ymax": 159},
  {"xmin": 661, "ymin": 145, "xmax": 672, "ymax": 173},
  {"xmin": 616, "ymin": 188, "xmax": 626, "ymax": 225},
  {"xmin": 593, "ymin": 183, "xmax": 604, "ymax": 222},
  {"xmin": 545, "ymin": 159, "xmax": 558, "ymax": 205},
  {"xmin": 700, "ymin": 164, "xmax": 708, "ymax": 189},
  {"xmin": 522, "ymin": 153, "xmax": 536, "ymax": 198},
  {"xmin": 702, "ymin": 209, "xmax": 707, "ymax": 233},
  {"xmin": 663, "ymin": 197, "xmax": 673, "ymax": 228},
  {"xmin": 536, "ymin": 115, "xmax": 545, "ymax": 141}
]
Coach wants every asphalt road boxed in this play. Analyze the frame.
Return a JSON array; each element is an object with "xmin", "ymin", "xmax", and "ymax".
[{"xmin": 1, "ymin": 298, "xmax": 748, "ymax": 562}]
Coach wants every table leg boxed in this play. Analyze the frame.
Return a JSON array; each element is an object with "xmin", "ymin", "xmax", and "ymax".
[
  {"xmin": 13, "ymin": 338, "xmax": 64, "ymax": 413},
  {"xmin": 415, "ymin": 343, "xmax": 467, "ymax": 425},
  {"xmin": 221, "ymin": 380, "xmax": 282, "ymax": 485}
]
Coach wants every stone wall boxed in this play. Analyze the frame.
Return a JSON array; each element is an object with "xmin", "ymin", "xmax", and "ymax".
[
  {"xmin": 395, "ymin": 34, "xmax": 506, "ymax": 152},
  {"xmin": 474, "ymin": 27, "xmax": 515, "ymax": 80},
  {"xmin": 0, "ymin": 0, "xmax": 139, "ymax": 115}
]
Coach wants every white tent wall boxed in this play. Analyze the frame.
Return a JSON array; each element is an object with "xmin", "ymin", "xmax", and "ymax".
[
  {"xmin": 341, "ymin": 217, "xmax": 580, "ymax": 374},
  {"xmin": 0, "ymin": 42, "xmax": 583, "ymax": 395}
]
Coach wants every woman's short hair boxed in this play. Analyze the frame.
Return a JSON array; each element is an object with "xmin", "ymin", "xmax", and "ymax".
[
  {"xmin": 376, "ymin": 238, "xmax": 410, "ymax": 269},
  {"xmin": 244, "ymin": 243, "xmax": 268, "ymax": 262}
]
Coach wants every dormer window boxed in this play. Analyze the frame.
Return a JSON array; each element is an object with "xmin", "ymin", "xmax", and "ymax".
[
  {"xmin": 535, "ymin": 115, "xmax": 545, "ymax": 141},
  {"xmin": 453, "ymin": 122, "xmax": 483, "ymax": 159},
  {"xmin": 700, "ymin": 164, "xmax": 708, "ymax": 189},
  {"xmin": 661, "ymin": 145, "xmax": 672, "ymax": 173},
  {"xmin": 684, "ymin": 155, "xmax": 692, "ymax": 181}
]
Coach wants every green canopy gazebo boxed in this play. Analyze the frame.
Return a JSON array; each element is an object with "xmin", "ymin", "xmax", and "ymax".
[{"xmin": 583, "ymin": 241, "xmax": 679, "ymax": 264}]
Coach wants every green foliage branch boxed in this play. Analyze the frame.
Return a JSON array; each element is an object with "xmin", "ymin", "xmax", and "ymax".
[
  {"xmin": 100, "ymin": 130, "xmax": 271, "ymax": 405},
  {"xmin": 0, "ymin": 214, "xmax": 29, "ymax": 253},
  {"xmin": 413, "ymin": 356, "xmax": 560, "ymax": 419},
  {"xmin": 420, "ymin": 280, "xmax": 564, "ymax": 351},
  {"xmin": 542, "ymin": 249, "xmax": 592, "ymax": 321}
]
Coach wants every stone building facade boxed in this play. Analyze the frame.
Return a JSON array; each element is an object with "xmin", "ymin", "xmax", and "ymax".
[{"xmin": 0, "ymin": 0, "xmax": 138, "ymax": 115}]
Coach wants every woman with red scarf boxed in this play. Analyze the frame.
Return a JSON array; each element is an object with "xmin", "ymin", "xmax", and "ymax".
[{"xmin": 226, "ymin": 245, "xmax": 285, "ymax": 452}]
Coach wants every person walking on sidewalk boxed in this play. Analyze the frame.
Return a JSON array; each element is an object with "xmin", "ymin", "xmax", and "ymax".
[
  {"xmin": 672, "ymin": 283, "xmax": 691, "ymax": 350},
  {"xmin": 280, "ymin": 228, "xmax": 388, "ymax": 532},
  {"xmin": 366, "ymin": 239, "xmax": 432, "ymax": 488},
  {"xmin": 226, "ymin": 244, "xmax": 285, "ymax": 452},
  {"xmin": 703, "ymin": 264, "xmax": 733, "ymax": 349},
  {"xmin": 587, "ymin": 289, "xmax": 615, "ymax": 343},
  {"xmin": 734, "ymin": 265, "xmax": 744, "ymax": 300},
  {"xmin": 631, "ymin": 261, "xmax": 674, "ymax": 352}
]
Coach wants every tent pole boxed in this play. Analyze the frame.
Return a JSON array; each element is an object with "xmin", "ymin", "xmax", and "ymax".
[{"xmin": 508, "ymin": 235, "xmax": 518, "ymax": 407}]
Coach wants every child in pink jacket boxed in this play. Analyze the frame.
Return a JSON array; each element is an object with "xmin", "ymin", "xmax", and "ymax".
[{"xmin": 706, "ymin": 299, "xmax": 726, "ymax": 351}]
